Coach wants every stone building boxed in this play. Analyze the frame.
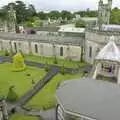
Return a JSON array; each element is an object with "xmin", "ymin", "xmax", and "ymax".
[
  {"xmin": 92, "ymin": 37, "xmax": 120, "ymax": 84},
  {"xmin": 85, "ymin": 27, "xmax": 120, "ymax": 64},
  {"xmin": 98, "ymin": 0, "xmax": 112, "ymax": 29},
  {"xmin": 0, "ymin": 32, "xmax": 84, "ymax": 61},
  {"xmin": 0, "ymin": 4, "xmax": 16, "ymax": 33}
]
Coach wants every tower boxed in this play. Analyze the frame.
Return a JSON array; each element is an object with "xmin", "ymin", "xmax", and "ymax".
[
  {"xmin": 8, "ymin": 4, "xmax": 16, "ymax": 33},
  {"xmin": 98, "ymin": 0, "xmax": 103, "ymax": 30},
  {"xmin": 98, "ymin": 0, "xmax": 112, "ymax": 30},
  {"xmin": 108, "ymin": 0, "xmax": 112, "ymax": 9}
]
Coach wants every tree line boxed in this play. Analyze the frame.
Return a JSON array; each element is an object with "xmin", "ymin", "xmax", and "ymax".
[{"xmin": 0, "ymin": 1, "xmax": 120, "ymax": 25}]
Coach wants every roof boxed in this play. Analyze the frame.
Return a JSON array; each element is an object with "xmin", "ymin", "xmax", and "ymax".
[
  {"xmin": 80, "ymin": 17, "xmax": 97, "ymax": 22},
  {"xmin": 58, "ymin": 27, "xmax": 85, "ymax": 33},
  {"xmin": 0, "ymin": 32, "xmax": 84, "ymax": 46},
  {"xmin": 56, "ymin": 78, "xmax": 120, "ymax": 120},
  {"xmin": 95, "ymin": 38, "xmax": 120, "ymax": 62},
  {"xmin": 102, "ymin": 24, "xmax": 120, "ymax": 31},
  {"xmin": 58, "ymin": 24, "xmax": 85, "ymax": 33}
]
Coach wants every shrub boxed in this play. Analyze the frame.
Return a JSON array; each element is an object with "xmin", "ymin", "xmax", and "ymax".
[
  {"xmin": 12, "ymin": 53, "xmax": 26, "ymax": 72},
  {"xmin": 53, "ymin": 56, "xmax": 58, "ymax": 64},
  {"xmin": 7, "ymin": 86, "xmax": 19, "ymax": 102},
  {"xmin": 75, "ymin": 20, "xmax": 86, "ymax": 28},
  {"xmin": 44, "ymin": 62, "xmax": 49, "ymax": 72},
  {"xmin": 60, "ymin": 65, "xmax": 65, "ymax": 75},
  {"xmin": 4, "ymin": 50, "xmax": 9, "ymax": 56}
]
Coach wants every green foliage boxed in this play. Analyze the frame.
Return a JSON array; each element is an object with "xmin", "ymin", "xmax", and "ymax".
[
  {"xmin": 44, "ymin": 62, "xmax": 49, "ymax": 72},
  {"xmin": 75, "ymin": 20, "xmax": 86, "ymax": 28},
  {"xmin": 74, "ymin": 10, "xmax": 98, "ymax": 17},
  {"xmin": 60, "ymin": 65, "xmax": 65, "ymax": 75},
  {"xmin": 4, "ymin": 50, "xmax": 9, "ymax": 56},
  {"xmin": 7, "ymin": 86, "xmax": 19, "ymax": 102},
  {"xmin": 110, "ymin": 7, "xmax": 120, "ymax": 24},
  {"xmin": 12, "ymin": 53, "xmax": 26, "ymax": 72},
  {"xmin": 53, "ymin": 56, "xmax": 58, "ymax": 64}
]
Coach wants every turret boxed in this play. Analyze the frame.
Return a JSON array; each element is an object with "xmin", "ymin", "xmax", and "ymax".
[
  {"xmin": 108, "ymin": 0, "xmax": 112, "ymax": 10},
  {"xmin": 99, "ymin": 0, "xmax": 103, "ymax": 6}
]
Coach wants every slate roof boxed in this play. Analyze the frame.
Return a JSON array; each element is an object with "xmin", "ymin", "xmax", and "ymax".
[
  {"xmin": 0, "ymin": 32, "xmax": 84, "ymax": 46},
  {"xmin": 56, "ymin": 78, "xmax": 120, "ymax": 120},
  {"xmin": 95, "ymin": 38, "xmax": 120, "ymax": 62}
]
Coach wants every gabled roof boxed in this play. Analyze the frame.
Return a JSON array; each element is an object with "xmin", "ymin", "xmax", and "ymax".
[{"xmin": 95, "ymin": 37, "xmax": 120, "ymax": 62}]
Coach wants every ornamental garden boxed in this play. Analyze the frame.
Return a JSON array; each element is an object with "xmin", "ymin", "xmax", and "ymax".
[{"xmin": 0, "ymin": 51, "xmax": 86, "ymax": 120}]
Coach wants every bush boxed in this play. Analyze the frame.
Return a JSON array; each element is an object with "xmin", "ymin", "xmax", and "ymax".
[
  {"xmin": 7, "ymin": 86, "xmax": 19, "ymax": 102},
  {"xmin": 75, "ymin": 20, "xmax": 86, "ymax": 28},
  {"xmin": 44, "ymin": 62, "xmax": 49, "ymax": 72},
  {"xmin": 12, "ymin": 53, "xmax": 26, "ymax": 72},
  {"xmin": 53, "ymin": 56, "xmax": 58, "ymax": 64},
  {"xmin": 60, "ymin": 65, "xmax": 65, "ymax": 75},
  {"xmin": 4, "ymin": 50, "xmax": 9, "ymax": 56}
]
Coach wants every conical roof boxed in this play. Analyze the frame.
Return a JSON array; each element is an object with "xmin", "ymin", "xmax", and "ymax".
[{"xmin": 95, "ymin": 37, "xmax": 120, "ymax": 62}]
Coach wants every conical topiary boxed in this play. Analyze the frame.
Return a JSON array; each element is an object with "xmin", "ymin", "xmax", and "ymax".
[{"xmin": 12, "ymin": 53, "xmax": 26, "ymax": 72}]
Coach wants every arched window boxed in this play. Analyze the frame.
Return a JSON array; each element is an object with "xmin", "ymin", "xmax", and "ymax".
[
  {"xmin": 60, "ymin": 47, "xmax": 63, "ymax": 56},
  {"xmin": 89, "ymin": 46, "xmax": 92, "ymax": 58},
  {"xmin": 35, "ymin": 44, "xmax": 38, "ymax": 53},
  {"xmin": 14, "ymin": 42, "xmax": 17, "ymax": 53}
]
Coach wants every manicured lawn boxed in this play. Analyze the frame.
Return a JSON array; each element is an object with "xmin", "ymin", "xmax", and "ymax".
[
  {"xmin": 9, "ymin": 114, "xmax": 39, "ymax": 120},
  {"xmin": 25, "ymin": 73, "xmax": 83, "ymax": 110},
  {"xmin": 0, "ymin": 63, "xmax": 46, "ymax": 98},
  {"xmin": 0, "ymin": 51, "xmax": 5, "ymax": 56},
  {"xmin": 25, "ymin": 54, "xmax": 87, "ymax": 68}
]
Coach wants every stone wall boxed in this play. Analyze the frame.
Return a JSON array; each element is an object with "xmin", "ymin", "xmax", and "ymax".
[{"xmin": 0, "ymin": 38, "xmax": 82, "ymax": 61}]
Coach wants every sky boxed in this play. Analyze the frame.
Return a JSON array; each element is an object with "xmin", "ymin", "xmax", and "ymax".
[{"xmin": 0, "ymin": 0, "xmax": 120, "ymax": 11}]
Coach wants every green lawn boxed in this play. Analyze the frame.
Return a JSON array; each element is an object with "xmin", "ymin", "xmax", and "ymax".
[
  {"xmin": 9, "ymin": 114, "xmax": 39, "ymax": 120},
  {"xmin": 0, "ymin": 51, "xmax": 6, "ymax": 56},
  {"xmin": 25, "ymin": 54, "xmax": 86, "ymax": 68},
  {"xmin": 0, "ymin": 63, "xmax": 46, "ymax": 98},
  {"xmin": 25, "ymin": 73, "xmax": 83, "ymax": 110}
]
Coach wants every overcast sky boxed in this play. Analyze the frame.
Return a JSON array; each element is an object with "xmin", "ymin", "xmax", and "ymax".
[{"xmin": 0, "ymin": 0, "xmax": 120, "ymax": 11}]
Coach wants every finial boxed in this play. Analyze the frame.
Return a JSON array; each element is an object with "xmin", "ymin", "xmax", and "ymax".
[{"xmin": 110, "ymin": 35, "xmax": 115, "ymax": 42}]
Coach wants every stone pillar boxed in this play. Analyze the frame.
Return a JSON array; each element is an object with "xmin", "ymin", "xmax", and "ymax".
[
  {"xmin": 8, "ymin": 4, "xmax": 16, "ymax": 33},
  {"xmin": 1, "ymin": 100, "xmax": 8, "ymax": 120},
  {"xmin": 117, "ymin": 68, "xmax": 120, "ymax": 84}
]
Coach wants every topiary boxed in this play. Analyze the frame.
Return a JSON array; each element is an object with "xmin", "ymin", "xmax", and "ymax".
[
  {"xmin": 7, "ymin": 86, "xmax": 19, "ymax": 102},
  {"xmin": 12, "ymin": 53, "xmax": 26, "ymax": 72}
]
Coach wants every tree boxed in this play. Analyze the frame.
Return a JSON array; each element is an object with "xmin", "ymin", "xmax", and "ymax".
[
  {"xmin": 61, "ymin": 10, "xmax": 73, "ymax": 20},
  {"xmin": 15, "ymin": 1, "xmax": 27, "ymax": 24},
  {"xmin": 75, "ymin": 20, "xmax": 86, "ymax": 28},
  {"xmin": 110, "ymin": 7, "xmax": 120, "ymax": 24},
  {"xmin": 38, "ymin": 11, "xmax": 47, "ymax": 20},
  {"xmin": 12, "ymin": 53, "xmax": 26, "ymax": 72},
  {"xmin": 7, "ymin": 85, "xmax": 19, "ymax": 102},
  {"xmin": 27, "ymin": 4, "xmax": 36, "ymax": 17},
  {"xmin": 48, "ymin": 11, "xmax": 60, "ymax": 19}
]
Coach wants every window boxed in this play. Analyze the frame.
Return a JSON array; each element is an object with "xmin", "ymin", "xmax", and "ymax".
[
  {"xmin": 35, "ymin": 44, "xmax": 38, "ymax": 53},
  {"xmin": 101, "ymin": 63, "xmax": 115, "ymax": 74},
  {"xmin": 40, "ymin": 44, "xmax": 43, "ymax": 55},
  {"xmin": 89, "ymin": 46, "xmax": 92, "ymax": 58},
  {"xmin": 60, "ymin": 47, "xmax": 63, "ymax": 56},
  {"xmin": 14, "ymin": 42, "xmax": 17, "ymax": 53}
]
